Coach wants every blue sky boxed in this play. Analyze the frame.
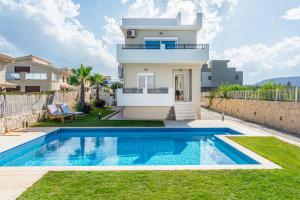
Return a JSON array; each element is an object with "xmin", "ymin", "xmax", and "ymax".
[{"xmin": 0, "ymin": 0, "xmax": 300, "ymax": 84}]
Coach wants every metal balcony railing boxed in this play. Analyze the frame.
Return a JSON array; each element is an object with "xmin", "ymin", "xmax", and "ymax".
[
  {"xmin": 121, "ymin": 44, "xmax": 208, "ymax": 50},
  {"xmin": 122, "ymin": 88, "xmax": 143, "ymax": 94},
  {"xmin": 147, "ymin": 87, "xmax": 169, "ymax": 94}
]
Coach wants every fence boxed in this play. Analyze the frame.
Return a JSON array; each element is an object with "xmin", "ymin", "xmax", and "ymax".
[
  {"xmin": 0, "ymin": 91, "xmax": 79, "ymax": 118},
  {"xmin": 204, "ymin": 88, "xmax": 300, "ymax": 102}
]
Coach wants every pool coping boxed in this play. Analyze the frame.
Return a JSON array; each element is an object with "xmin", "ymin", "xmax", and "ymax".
[{"xmin": 0, "ymin": 126, "xmax": 281, "ymax": 170}]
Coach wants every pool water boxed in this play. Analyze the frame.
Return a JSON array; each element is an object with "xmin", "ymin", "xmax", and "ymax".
[{"xmin": 0, "ymin": 128, "xmax": 259, "ymax": 166}]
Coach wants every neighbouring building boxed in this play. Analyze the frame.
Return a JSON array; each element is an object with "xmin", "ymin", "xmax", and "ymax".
[
  {"xmin": 103, "ymin": 75, "xmax": 112, "ymax": 87},
  {"xmin": 0, "ymin": 54, "xmax": 74, "ymax": 92},
  {"xmin": 0, "ymin": 54, "xmax": 17, "ymax": 90},
  {"xmin": 201, "ymin": 60, "xmax": 243, "ymax": 91},
  {"xmin": 116, "ymin": 12, "xmax": 209, "ymax": 120}
]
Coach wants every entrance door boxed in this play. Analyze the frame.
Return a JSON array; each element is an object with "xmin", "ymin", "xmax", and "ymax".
[
  {"xmin": 175, "ymin": 74, "xmax": 184, "ymax": 101},
  {"xmin": 174, "ymin": 70, "xmax": 190, "ymax": 102}
]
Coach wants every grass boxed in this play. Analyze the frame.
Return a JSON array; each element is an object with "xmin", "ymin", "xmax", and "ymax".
[
  {"xmin": 34, "ymin": 107, "xmax": 164, "ymax": 127},
  {"xmin": 19, "ymin": 137, "xmax": 300, "ymax": 200}
]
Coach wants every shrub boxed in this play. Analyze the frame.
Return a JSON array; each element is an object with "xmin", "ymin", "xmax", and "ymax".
[{"xmin": 93, "ymin": 99, "xmax": 106, "ymax": 108}]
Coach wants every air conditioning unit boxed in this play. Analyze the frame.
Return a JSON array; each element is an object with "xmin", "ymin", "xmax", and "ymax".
[{"xmin": 126, "ymin": 29, "xmax": 136, "ymax": 38}]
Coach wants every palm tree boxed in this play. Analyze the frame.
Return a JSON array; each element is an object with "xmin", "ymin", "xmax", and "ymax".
[
  {"xmin": 70, "ymin": 64, "xmax": 93, "ymax": 110},
  {"xmin": 88, "ymin": 73, "xmax": 105, "ymax": 101}
]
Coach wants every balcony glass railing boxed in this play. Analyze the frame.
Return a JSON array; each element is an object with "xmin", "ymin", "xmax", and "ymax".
[
  {"xmin": 6, "ymin": 73, "xmax": 20, "ymax": 80},
  {"xmin": 121, "ymin": 44, "xmax": 207, "ymax": 49},
  {"xmin": 26, "ymin": 73, "xmax": 47, "ymax": 80}
]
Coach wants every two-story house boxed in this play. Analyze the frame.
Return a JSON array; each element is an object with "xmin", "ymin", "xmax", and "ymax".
[
  {"xmin": 3, "ymin": 55, "xmax": 74, "ymax": 92},
  {"xmin": 116, "ymin": 12, "xmax": 209, "ymax": 120}
]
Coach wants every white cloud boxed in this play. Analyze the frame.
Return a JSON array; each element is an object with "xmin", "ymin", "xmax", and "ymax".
[
  {"xmin": 220, "ymin": 37, "xmax": 300, "ymax": 83},
  {"xmin": 121, "ymin": 0, "xmax": 130, "ymax": 4},
  {"xmin": 0, "ymin": 0, "xmax": 117, "ymax": 76},
  {"xmin": 0, "ymin": 35, "xmax": 23, "ymax": 56},
  {"xmin": 282, "ymin": 6, "xmax": 300, "ymax": 20},
  {"xmin": 102, "ymin": 16, "xmax": 124, "ymax": 46},
  {"xmin": 127, "ymin": 0, "xmax": 159, "ymax": 18}
]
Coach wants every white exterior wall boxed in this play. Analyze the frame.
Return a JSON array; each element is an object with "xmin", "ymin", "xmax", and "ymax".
[{"xmin": 117, "ymin": 13, "xmax": 207, "ymax": 119}]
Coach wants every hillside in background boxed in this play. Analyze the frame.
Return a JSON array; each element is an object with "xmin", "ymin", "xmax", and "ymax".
[{"xmin": 256, "ymin": 76, "xmax": 300, "ymax": 87}]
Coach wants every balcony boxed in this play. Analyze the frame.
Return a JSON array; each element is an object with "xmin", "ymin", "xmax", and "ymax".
[
  {"xmin": 117, "ymin": 44, "xmax": 209, "ymax": 64},
  {"xmin": 116, "ymin": 88, "xmax": 174, "ymax": 106},
  {"xmin": 26, "ymin": 73, "xmax": 47, "ymax": 80},
  {"xmin": 6, "ymin": 73, "xmax": 20, "ymax": 80}
]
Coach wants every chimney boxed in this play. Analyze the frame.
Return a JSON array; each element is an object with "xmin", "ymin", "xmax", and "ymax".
[
  {"xmin": 195, "ymin": 13, "xmax": 202, "ymax": 27},
  {"xmin": 176, "ymin": 12, "xmax": 181, "ymax": 25}
]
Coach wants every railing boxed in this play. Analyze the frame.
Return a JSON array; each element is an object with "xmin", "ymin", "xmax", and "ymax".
[
  {"xmin": 206, "ymin": 88, "xmax": 300, "ymax": 102},
  {"xmin": 6, "ymin": 73, "xmax": 20, "ymax": 80},
  {"xmin": 122, "ymin": 88, "xmax": 143, "ymax": 94},
  {"xmin": 117, "ymin": 88, "xmax": 174, "ymax": 106},
  {"xmin": 147, "ymin": 87, "xmax": 168, "ymax": 94},
  {"xmin": 121, "ymin": 44, "xmax": 208, "ymax": 50},
  {"xmin": 26, "ymin": 73, "xmax": 47, "ymax": 80}
]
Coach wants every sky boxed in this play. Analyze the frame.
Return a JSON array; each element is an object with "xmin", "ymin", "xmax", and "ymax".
[{"xmin": 0, "ymin": 0, "xmax": 300, "ymax": 84}]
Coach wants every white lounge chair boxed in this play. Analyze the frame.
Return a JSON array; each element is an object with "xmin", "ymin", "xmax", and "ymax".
[
  {"xmin": 59, "ymin": 103, "xmax": 85, "ymax": 119},
  {"xmin": 46, "ymin": 104, "xmax": 73, "ymax": 124}
]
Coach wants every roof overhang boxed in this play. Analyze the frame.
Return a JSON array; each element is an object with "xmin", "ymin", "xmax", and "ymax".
[{"xmin": 0, "ymin": 82, "xmax": 17, "ymax": 88}]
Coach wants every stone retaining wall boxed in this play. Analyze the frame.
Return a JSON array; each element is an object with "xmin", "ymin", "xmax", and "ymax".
[
  {"xmin": 204, "ymin": 98, "xmax": 300, "ymax": 134},
  {"xmin": 0, "ymin": 91, "xmax": 86, "ymax": 134}
]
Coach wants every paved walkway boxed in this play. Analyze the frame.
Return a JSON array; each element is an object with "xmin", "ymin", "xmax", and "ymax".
[{"xmin": 200, "ymin": 107, "xmax": 300, "ymax": 145}]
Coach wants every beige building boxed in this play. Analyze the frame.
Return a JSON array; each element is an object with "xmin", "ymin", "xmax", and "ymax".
[
  {"xmin": 0, "ymin": 54, "xmax": 74, "ymax": 92},
  {"xmin": 116, "ymin": 13, "xmax": 209, "ymax": 120}
]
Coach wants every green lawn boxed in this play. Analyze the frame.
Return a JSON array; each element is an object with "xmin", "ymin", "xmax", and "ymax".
[
  {"xmin": 19, "ymin": 137, "xmax": 300, "ymax": 200},
  {"xmin": 34, "ymin": 107, "xmax": 164, "ymax": 127}
]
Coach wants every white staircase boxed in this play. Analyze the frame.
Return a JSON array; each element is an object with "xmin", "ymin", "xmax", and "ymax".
[{"xmin": 174, "ymin": 102, "xmax": 198, "ymax": 121}]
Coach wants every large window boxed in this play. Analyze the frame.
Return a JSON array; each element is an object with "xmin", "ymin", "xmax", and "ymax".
[
  {"xmin": 144, "ymin": 37, "xmax": 177, "ymax": 49},
  {"xmin": 137, "ymin": 73, "xmax": 155, "ymax": 89}
]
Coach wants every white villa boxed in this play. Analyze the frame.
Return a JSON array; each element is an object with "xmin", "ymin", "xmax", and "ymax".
[{"xmin": 116, "ymin": 12, "xmax": 209, "ymax": 120}]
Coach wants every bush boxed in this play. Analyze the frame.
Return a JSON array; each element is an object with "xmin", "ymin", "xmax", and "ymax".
[
  {"xmin": 93, "ymin": 99, "xmax": 106, "ymax": 108},
  {"xmin": 75, "ymin": 101, "xmax": 92, "ymax": 114},
  {"xmin": 83, "ymin": 103, "xmax": 91, "ymax": 114},
  {"xmin": 75, "ymin": 101, "xmax": 82, "ymax": 112}
]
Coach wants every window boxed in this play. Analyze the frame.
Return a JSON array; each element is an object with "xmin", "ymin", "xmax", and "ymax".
[
  {"xmin": 235, "ymin": 75, "xmax": 239, "ymax": 80},
  {"xmin": 137, "ymin": 73, "xmax": 155, "ymax": 88},
  {"xmin": 63, "ymin": 76, "xmax": 65, "ymax": 83},
  {"xmin": 144, "ymin": 37, "xmax": 178, "ymax": 49},
  {"xmin": 208, "ymin": 76, "xmax": 212, "ymax": 80},
  {"xmin": 162, "ymin": 41, "xmax": 176, "ymax": 49},
  {"xmin": 14, "ymin": 66, "xmax": 30, "ymax": 73},
  {"xmin": 145, "ymin": 40, "xmax": 160, "ymax": 49},
  {"xmin": 52, "ymin": 73, "xmax": 59, "ymax": 81}
]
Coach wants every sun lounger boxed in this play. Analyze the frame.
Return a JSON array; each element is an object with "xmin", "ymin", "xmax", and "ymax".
[
  {"xmin": 59, "ymin": 103, "xmax": 85, "ymax": 119},
  {"xmin": 46, "ymin": 104, "xmax": 73, "ymax": 124}
]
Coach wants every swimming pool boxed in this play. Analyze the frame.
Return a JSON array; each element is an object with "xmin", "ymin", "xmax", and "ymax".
[{"xmin": 0, "ymin": 128, "xmax": 260, "ymax": 167}]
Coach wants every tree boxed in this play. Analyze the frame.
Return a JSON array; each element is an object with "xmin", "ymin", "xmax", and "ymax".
[
  {"xmin": 70, "ymin": 64, "xmax": 93, "ymax": 110},
  {"xmin": 111, "ymin": 81, "xmax": 123, "ymax": 90},
  {"xmin": 88, "ymin": 73, "xmax": 105, "ymax": 101}
]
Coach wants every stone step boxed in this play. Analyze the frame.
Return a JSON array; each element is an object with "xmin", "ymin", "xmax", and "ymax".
[{"xmin": 174, "ymin": 102, "xmax": 197, "ymax": 121}]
